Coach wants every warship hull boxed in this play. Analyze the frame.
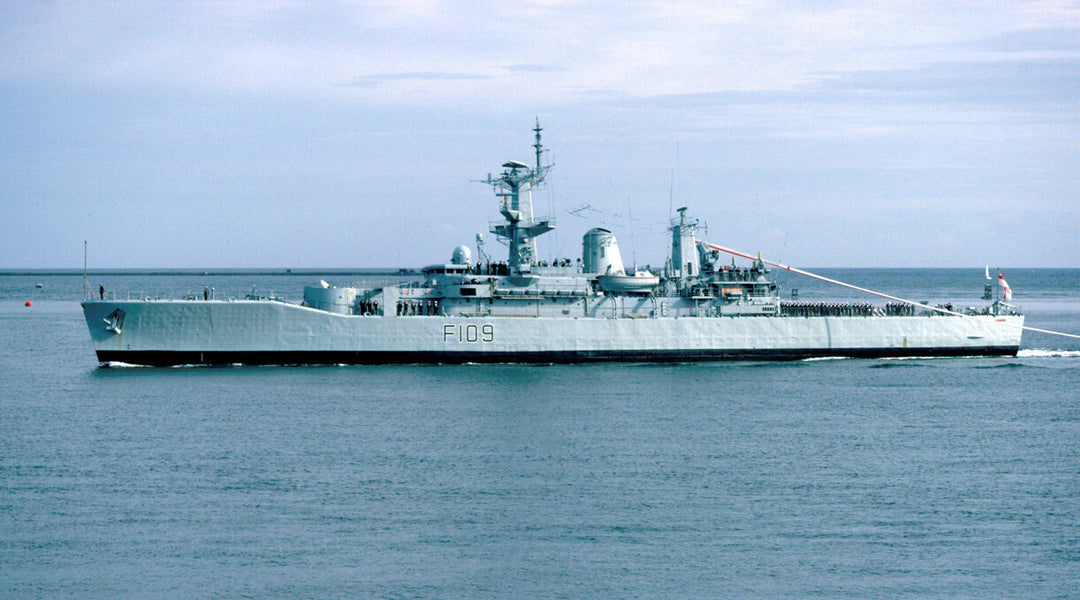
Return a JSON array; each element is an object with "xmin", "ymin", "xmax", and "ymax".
[
  {"xmin": 79, "ymin": 123, "xmax": 1029, "ymax": 366},
  {"xmin": 83, "ymin": 300, "xmax": 1024, "ymax": 366}
]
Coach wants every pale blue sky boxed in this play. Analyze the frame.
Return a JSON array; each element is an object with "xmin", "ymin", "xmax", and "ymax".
[{"xmin": 2, "ymin": 1, "xmax": 1077, "ymax": 268}]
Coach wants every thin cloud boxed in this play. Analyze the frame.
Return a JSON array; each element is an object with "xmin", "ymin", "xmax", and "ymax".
[
  {"xmin": 345, "ymin": 71, "xmax": 493, "ymax": 88},
  {"xmin": 504, "ymin": 64, "xmax": 567, "ymax": 73},
  {"xmin": 813, "ymin": 58, "xmax": 1080, "ymax": 108}
]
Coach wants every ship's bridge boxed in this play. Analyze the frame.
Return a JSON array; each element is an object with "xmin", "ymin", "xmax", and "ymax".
[
  {"xmin": 421, "ymin": 263, "xmax": 470, "ymax": 277},
  {"xmin": 421, "ymin": 262, "xmax": 473, "ymax": 286}
]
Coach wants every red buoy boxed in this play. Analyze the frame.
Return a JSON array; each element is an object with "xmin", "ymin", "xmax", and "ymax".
[{"xmin": 25, "ymin": 301, "xmax": 33, "ymax": 307}]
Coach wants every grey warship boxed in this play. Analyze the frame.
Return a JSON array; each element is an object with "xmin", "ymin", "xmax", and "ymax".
[{"xmin": 82, "ymin": 123, "xmax": 1024, "ymax": 366}]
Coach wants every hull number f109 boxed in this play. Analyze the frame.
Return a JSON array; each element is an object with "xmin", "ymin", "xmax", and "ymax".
[{"xmin": 443, "ymin": 323, "xmax": 495, "ymax": 343}]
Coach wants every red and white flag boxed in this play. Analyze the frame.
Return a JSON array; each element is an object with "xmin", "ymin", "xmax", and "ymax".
[{"xmin": 998, "ymin": 272, "xmax": 1012, "ymax": 301}]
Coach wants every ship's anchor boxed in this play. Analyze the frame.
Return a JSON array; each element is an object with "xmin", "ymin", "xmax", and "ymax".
[{"xmin": 103, "ymin": 309, "xmax": 125, "ymax": 334}]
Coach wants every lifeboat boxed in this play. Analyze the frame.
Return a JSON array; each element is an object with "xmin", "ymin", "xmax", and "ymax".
[{"xmin": 597, "ymin": 270, "xmax": 660, "ymax": 293}]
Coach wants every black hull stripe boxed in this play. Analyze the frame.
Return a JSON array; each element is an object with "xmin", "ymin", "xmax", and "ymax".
[{"xmin": 97, "ymin": 347, "xmax": 1021, "ymax": 367}]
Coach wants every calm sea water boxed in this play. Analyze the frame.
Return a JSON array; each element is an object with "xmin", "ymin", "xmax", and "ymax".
[{"xmin": 2, "ymin": 270, "xmax": 1078, "ymax": 599}]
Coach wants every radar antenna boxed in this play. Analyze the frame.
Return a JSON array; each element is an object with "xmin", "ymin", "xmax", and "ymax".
[{"xmin": 533, "ymin": 117, "xmax": 543, "ymax": 173}]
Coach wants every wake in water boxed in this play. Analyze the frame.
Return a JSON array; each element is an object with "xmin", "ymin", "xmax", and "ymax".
[{"xmin": 1018, "ymin": 349, "xmax": 1080, "ymax": 358}]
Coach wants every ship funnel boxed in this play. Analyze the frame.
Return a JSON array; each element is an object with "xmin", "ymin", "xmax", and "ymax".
[
  {"xmin": 582, "ymin": 228, "xmax": 625, "ymax": 275},
  {"xmin": 670, "ymin": 208, "xmax": 701, "ymax": 278}
]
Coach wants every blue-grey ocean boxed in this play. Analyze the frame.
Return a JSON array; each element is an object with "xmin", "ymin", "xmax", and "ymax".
[{"xmin": 2, "ymin": 269, "xmax": 1078, "ymax": 599}]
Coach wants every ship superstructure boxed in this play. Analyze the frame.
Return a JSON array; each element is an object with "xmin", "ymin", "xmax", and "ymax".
[{"xmin": 82, "ymin": 123, "xmax": 1024, "ymax": 366}]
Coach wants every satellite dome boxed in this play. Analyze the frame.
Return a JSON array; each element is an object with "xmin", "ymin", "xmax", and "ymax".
[{"xmin": 451, "ymin": 245, "xmax": 472, "ymax": 265}]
